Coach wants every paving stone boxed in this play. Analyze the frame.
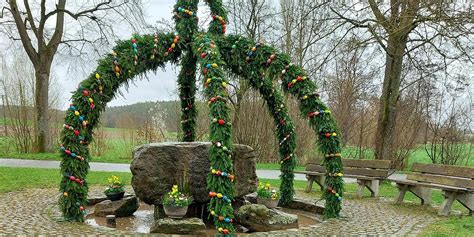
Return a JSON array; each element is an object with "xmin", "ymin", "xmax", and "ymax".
[{"xmin": 0, "ymin": 188, "xmax": 440, "ymax": 235}]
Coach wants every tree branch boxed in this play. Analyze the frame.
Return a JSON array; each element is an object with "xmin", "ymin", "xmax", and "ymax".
[{"xmin": 7, "ymin": 0, "xmax": 38, "ymax": 66}]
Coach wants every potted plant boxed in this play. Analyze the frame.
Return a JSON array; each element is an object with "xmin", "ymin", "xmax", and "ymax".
[
  {"xmin": 104, "ymin": 175, "xmax": 125, "ymax": 201},
  {"xmin": 257, "ymin": 182, "xmax": 280, "ymax": 208},
  {"xmin": 162, "ymin": 185, "xmax": 193, "ymax": 219}
]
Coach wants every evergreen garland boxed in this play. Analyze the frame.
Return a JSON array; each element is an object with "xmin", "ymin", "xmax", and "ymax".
[
  {"xmin": 174, "ymin": 0, "xmax": 199, "ymax": 141},
  {"xmin": 214, "ymin": 36, "xmax": 297, "ymax": 206},
  {"xmin": 215, "ymin": 35, "xmax": 344, "ymax": 218},
  {"xmin": 59, "ymin": 33, "xmax": 183, "ymax": 221},
  {"xmin": 59, "ymin": 0, "xmax": 343, "ymax": 232},
  {"xmin": 193, "ymin": 33, "xmax": 235, "ymax": 235}
]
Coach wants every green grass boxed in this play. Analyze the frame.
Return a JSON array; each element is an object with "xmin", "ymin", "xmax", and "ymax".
[
  {"xmin": 0, "ymin": 167, "xmax": 132, "ymax": 193},
  {"xmin": 1, "ymin": 132, "xmax": 472, "ymax": 169},
  {"xmin": 339, "ymin": 145, "xmax": 474, "ymax": 168},
  {"xmin": 420, "ymin": 216, "xmax": 474, "ymax": 236},
  {"xmin": 256, "ymin": 163, "xmax": 305, "ymax": 171}
]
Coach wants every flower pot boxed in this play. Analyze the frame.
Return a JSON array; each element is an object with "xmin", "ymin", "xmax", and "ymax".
[
  {"xmin": 105, "ymin": 191, "xmax": 125, "ymax": 201},
  {"xmin": 163, "ymin": 205, "xmax": 188, "ymax": 219},
  {"xmin": 257, "ymin": 197, "xmax": 279, "ymax": 208}
]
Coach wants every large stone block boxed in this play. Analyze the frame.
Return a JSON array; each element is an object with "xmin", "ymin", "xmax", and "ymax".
[
  {"xmin": 235, "ymin": 204, "xmax": 298, "ymax": 232},
  {"xmin": 130, "ymin": 142, "xmax": 258, "ymax": 205},
  {"xmin": 150, "ymin": 218, "xmax": 206, "ymax": 234},
  {"xmin": 94, "ymin": 196, "xmax": 139, "ymax": 217}
]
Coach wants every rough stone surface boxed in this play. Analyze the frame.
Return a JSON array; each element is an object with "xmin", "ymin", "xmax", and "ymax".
[
  {"xmin": 94, "ymin": 196, "xmax": 139, "ymax": 217},
  {"xmin": 130, "ymin": 142, "xmax": 258, "ymax": 204},
  {"xmin": 87, "ymin": 194, "xmax": 133, "ymax": 206},
  {"xmin": 0, "ymin": 187, "xmax": 442, "ymax": 235},
  {"xmin": 243, "ymin": 193, "xmax": 324, "ymax": 214},
  {"xmin": 236, "ymin": 204, "xmax": 299, "ymax": 232},
  {"xmin": 150, "ymin": 217, "xmax": 206, "ymax": 234},
  {"xmin": 286, "ymin": 198, "xmax": 325, "ymax": 214}
]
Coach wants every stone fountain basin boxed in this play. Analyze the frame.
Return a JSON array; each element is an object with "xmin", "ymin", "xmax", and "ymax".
[{"xmin": 86, "ymin": 201, "xmax": 321, "ymax": 235}]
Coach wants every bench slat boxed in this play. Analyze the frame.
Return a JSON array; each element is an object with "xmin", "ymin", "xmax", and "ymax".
[
  {"xmin": 299, "ymin": 171, "xmax": 379, "ymax": 180},
  {"xmin": 344, "ymin": 167, "xmax": 389, "ymax": 178},
  {"xmin": 305, "ymin": 164, "xmax": 325, "ymax": 173},
  {"xmin": 407, "ymin": 173, "xmax": 474, "ymax": 189},
  {"xmin": 412, "ymin": 163, "xmax": 474, "ymax": 179},
  {"xmin": 343, "ymin": 159, "xmax": 391, "ymax": 169},
  {"xmin": 388, "ymin": 177, "xmax": 471, "ymax": 192}
]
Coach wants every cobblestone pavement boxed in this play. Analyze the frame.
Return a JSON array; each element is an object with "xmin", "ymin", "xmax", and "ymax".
[{"xmin": 0, "ymin": 187, "xmax": 439, "ymax": 236}]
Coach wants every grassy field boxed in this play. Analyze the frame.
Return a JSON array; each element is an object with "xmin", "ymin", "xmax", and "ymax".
[
  {"xmin": 0, "ymin": 167, "xmax": 132, "ymax": 193},
  {"xmin": 0, "ymin": 166, "xmax": 471, "ymax": 235},
  {"xmin": 1, "ymin": 128, "xmax": 472, "ymax": 169},
  {"xmin": 339, "ymin": 145, "xmax": 474, "ymax": 168}
]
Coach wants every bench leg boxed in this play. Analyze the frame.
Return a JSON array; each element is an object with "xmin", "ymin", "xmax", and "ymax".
[
  {"xmin": 456, "ymin": 193, "xmax": 473, "ymax": 216},
  {"xmin": 438, "ymin": 191, "xmax": 456, "ymax": 216},
  {"xmin": 356, "ymin": 180, "xmax": 366, "ymax": 198},
  {"xmin": 356, "ymin": 180, "xmax": 379, "ymax": 198},
  {"xmin": 305, "ymin": 175, "xmax": 314, "ymax": 193},
  {"xmin": 366, "ymin": 180, "xmax": 379, "ymax": 197},
  {"xmin": 395, "ymin": 184, "xmax": 408, "ymax": 204},
  {"xmin": 315, "ymin": 175, "xmax": 325, "ymax": 191},
  {"xmin": 409, "ymin": 186, "xmax": 432, "ymax": 205}
]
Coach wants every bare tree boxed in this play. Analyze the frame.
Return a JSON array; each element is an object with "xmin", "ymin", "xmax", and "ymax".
[
  {"xmin": 0, "ymin": 47, "xmax": 60, "ymax": 153},
  {"xmin": 330, "ymin": 0, "xmax": 474, "ymax": 160},
  {"xmin": 0, "ymin": 0, "xmax": 146, "ymax": 152},
  {"xmin": 325, "ymin": 38, "xmax": 377, "ymax": 146},
  {"xmin": 225, "ymin": 0, "xmax": 276, "ymax": 144}
]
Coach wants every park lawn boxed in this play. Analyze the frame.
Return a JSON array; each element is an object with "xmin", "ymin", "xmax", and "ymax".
[
  {"xmin": 0, "ymin": 167, "xmax": 132, "ymax": 193},
  {"xmin": 256, "ymin": 163, "xmax": 305, "ymax": 171},
  {"xmin": 340, "ymin": 145, "xmax": 474, "ymax": 168},
  {"xmin": 419, "ymin": 216, "xmax": 474, "ymax": 237},
  {"xmin": 1, "ymin": 135, "xmax": 472, "ymax": 169}
]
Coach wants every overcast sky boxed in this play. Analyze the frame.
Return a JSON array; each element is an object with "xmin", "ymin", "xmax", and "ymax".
[{"xmin": 56, "ymin": 0, "xmax": 212, "ymax": 109}]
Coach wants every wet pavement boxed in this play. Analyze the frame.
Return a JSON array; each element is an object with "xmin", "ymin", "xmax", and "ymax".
[{"xmin": 0, "ymin": 187, "xmax": 439, "ymax": 235}]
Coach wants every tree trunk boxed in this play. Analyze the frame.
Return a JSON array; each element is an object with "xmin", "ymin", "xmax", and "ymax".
[
  {"xmin": 34, "ymin": 63, "xmax": 52, "ymax": 152},
  {"xmin": 374, "ymin": 36, "xmax": 406, "ymax": 161}
]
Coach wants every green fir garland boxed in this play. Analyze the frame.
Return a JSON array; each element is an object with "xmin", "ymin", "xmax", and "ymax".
[
  {"xmin": 215, "ymin": 35, "xmax": 298, "ymax": 206},
  {"xmin": 174, "ymin": 0, "xmax": 199, "ymax": 141},
  {"xmin": 193, "ymin": 33, "xmax": 235, "ymax": 235},
  {"xmin": 59, "ymin": 33, "xmax": 183, "ymax": 221},
  {"xmin": 216, "ymin": 35, "xmax": 344, "ymax": 218},
  {"xmin": 59, "ymin": 0, "xmax": 344, "ymax": 233}
]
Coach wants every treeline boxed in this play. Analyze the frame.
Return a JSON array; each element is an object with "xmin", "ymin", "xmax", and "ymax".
[{"xmin": 101, "ymin": 101, "xmax": 181, "ymax": 132}]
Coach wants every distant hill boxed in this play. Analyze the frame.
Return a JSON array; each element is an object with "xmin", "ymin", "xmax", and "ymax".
[
  {"xmin": 0, "ymin": 101, "xmax": 201, "ymax": 132},
  {"xmin": 102, "ymin": 101, "xmax": 181, "ymax": 131}
]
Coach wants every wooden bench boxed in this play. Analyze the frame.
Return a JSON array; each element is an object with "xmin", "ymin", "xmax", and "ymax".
[
  {"xmin": 389, "ymin": 163, "xmax": 473, "ymax": 216},
  {"xmin": 295, "ymin": 158, "xmax": 392, "ymax": 198}
]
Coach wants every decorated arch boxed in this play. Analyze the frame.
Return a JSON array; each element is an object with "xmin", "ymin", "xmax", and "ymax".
[{"xmin": 59, "ymin": 0, "xmax": 343, "ymax": 234}]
